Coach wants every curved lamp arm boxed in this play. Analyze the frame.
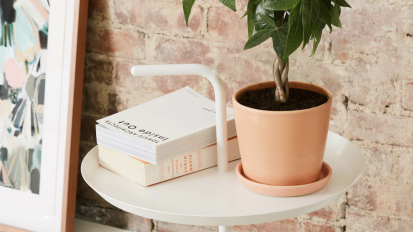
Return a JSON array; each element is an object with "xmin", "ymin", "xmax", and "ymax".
[{"xmin": 131, "ymin": 64, "xmax": 228, "ymax": 173}]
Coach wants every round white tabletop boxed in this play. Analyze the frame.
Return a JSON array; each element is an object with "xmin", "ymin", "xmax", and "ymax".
[{"xmin": 81, "ymin": 132, "xmax": 364, "ymax": 226}]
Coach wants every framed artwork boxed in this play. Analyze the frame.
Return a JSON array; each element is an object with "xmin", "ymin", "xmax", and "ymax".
[{"xmin": 0, "ymin": 0, "xmax": 88, "ymax": 231}]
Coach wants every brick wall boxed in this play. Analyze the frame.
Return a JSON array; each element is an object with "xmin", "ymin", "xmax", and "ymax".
[{"xmin": 76, "ymin": 0, "xmax": 413, "ymax": 231}]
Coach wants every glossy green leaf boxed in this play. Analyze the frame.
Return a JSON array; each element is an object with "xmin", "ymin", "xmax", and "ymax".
[
  {"xmin": 319, "ymin": 0, "xmax": 332, "ymax": 32},
  {"xmin": 272, "ymin": 23, "xmax": 289, "ymax": 62},
  {"xmin": 284, "ymin": 2, "xmax": 303, "ymax": 59},
  {"xmin": 302, "ymin": 0, "xmax": 320, "ymax": 49},
  {"xmin": 244, "ymin": 28, "xmax": 276, "ymax": 50},
  {"xmin": 263, "ymin": 0, "xmax": 301, "ymax": 10},
  {"xmin": 242, "ymin": 0, "xmax": 262, "ymax": 19},
  {"xmin": 331, "ymin": 0, "xmax": 342, "ymax": 28},
  {"xmin": 255, "ymin": 1, "xmax": 274, "ymax": 30},
  {"xmin": 310, "ymin": 20, "xmax": 326, "ymax": 57},
  {"xmin": 321, "ymin": 0, "xmax": 331, "ymax": 8},
  {"xmin": 247, "ymin": 0, "xmax": 257, "ymax": 37},
  {"xmin": 183, "ymin": 0, "xmax": 196, "ymax": 26},
  {"xmin": 258, "ymin": 13, "xmax": 276, "ymax": 28},
  {"xmin": 335, "ymin": 0, "xmax": 351, "ymax": 8},
  {"xmin": 220, "ymin": 0, "xmax": 236, "ymax": 12},
  {"xmin": 336, "ymin": 3, "xmax": 342, "ymax": 16}
]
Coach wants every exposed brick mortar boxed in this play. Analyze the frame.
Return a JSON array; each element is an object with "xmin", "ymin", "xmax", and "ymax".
[
  {"xmin": 323, "ymin": 39, "xmax": 334, "ymax": 64},
  {"xmin": 86, "ymin": 29, "xmax": 281, "ymax": 71},
  {"xmin": 400, "ymin": 79, "xmax": 413, "ymax": 116},
  {"xmin": 85, "ymin": 18, "xmax": 372, "ymax": 67},
  {"xmin": 301, "ymin": 218, "xmax": 346, "ymax": 228},
  {"xmin": 198, "ymin": 226, "xmax": 221, "ymax": 231},
  {"xmin": 347, "ymin": 101, "xmax": 413, "ymax": 119},
  {"xmin": 299, "ymin": 216, "xmax": 346, "ymax": 228},
  {"xmin": 88, "ymin": 14, "xmax": 203, "ymax": 40},
  {"xmin": 339, "ymin": 194, "xmax": 348, "ymax": 220},
  {"xmin": 295, "ymin": 217, "xmax": 303, "ymax": 232},
  {"xmin": 401, "ymin": 107, "xmax": 413, "ymax": 116},
  {"xmin": 150, "ymin": 220, "xmax": 155, "ymax": 232},
  {"xmin": 204, "ymin": 7, "xmax": 209, "ymax": 36},
  {"xmin": 349, "ymin": 174, "xmax": 413, "ymax": 205},
  {"xmin": 76, "ymin": 197, "xmax": 153, "ymax": 231},
  {"xmin": 85, "ymin": 51, "xmax": 156, "ymax": 66},
  {"xmin": 352, "ymin": 140, "xmax": 413, "ymax": 152},
  {"xmin": 251, "ymin": 224, "xmax": 259, "ymax": 232},
  {"xmin": 347, "ymin": 206, "xmax": 413, "ymax": 223},
  {"xmin": 76, "ymin": 196, "xmax": 126, "ymax": 212},
  {"xmin": 352, "ymin": 140, "xmax": 413, "ymax": 184},
  {"xmin": 85, "ymin": 10, "xmax": 260, "ymax": 52},
  {"xmin": 371, "ymin": 1, "xmax": 413, "ymax": 8},
  {"xmin": 151, "ymin": 220, "xmax": 158, "ymax": 232},
  {"xmin": 298, "ymin": 195, "xmax": 347, "ymax": 227},
  {"xmin": 85, "ymin": 50, "xmax": 146, "ymax": 63},
  {"xmin": 352, "ymin": 139, "xmax": 413, "ymax": 152}
]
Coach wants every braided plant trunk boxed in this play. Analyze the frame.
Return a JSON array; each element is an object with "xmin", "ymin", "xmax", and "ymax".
[{"xmin": 273, "ymin": 55, "xmax": 289, "ymax": 103}]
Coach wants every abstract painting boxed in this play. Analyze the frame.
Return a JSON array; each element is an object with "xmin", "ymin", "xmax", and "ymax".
[{"xmin": 0, "ymin": 0, "xmax": 49, "ymax": 194}]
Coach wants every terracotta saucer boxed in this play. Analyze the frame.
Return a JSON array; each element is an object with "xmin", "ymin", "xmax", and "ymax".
[{"xmin": 236, "ymin": 162, "xmax": 332, "ymax": 197}]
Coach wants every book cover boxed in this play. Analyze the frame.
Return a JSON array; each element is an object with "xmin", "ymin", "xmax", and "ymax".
[{"xmin": 96, "ymin": 87, "xmax": 235, "ymax": 148}]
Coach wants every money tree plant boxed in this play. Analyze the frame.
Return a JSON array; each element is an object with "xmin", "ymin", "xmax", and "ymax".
[{"xmin": 183, "ymin": 0, "xmax": 351, "ymax": 103}]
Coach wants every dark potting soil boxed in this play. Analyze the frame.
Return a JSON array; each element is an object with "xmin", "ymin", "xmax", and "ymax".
[{"xmin": 238, "ymin": 88, "xmax": 328, "ymax": 111}]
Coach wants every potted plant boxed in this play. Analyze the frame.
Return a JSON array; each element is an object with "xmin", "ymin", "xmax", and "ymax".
[{"xmin": 183, "ymin": 0, "xmax": 350, "ymax": 195}]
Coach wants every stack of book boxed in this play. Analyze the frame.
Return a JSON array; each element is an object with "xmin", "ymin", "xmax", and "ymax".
[{"xmin": 96, "ymin": 87, "xmax": 240, "ymax": 186}]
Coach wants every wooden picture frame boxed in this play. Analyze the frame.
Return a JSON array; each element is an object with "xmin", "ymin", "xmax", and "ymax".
[{"xmin": 0, "ymin": 0, "xmax": 88, "ymax": 231}]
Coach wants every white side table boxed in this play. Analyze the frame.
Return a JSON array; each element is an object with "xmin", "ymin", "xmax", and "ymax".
[{"xmin": 81, "ymin": 65, "xmax": 364, "ymax": 232}]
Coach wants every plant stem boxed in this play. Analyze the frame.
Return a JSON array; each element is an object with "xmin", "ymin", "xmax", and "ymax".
[{"xmin": 273, "ymin": 55, "xmax": 289, "ymax": 103}]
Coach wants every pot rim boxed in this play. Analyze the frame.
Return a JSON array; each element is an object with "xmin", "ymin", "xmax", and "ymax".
[{"xmin": 232, "ymin": 81, "xmax": 333, "ymax": 114}]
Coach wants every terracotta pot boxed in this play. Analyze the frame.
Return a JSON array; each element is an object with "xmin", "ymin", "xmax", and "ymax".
[{"xmin": 232, "ymin": 81, "xmax": 332, "ymax": 186}]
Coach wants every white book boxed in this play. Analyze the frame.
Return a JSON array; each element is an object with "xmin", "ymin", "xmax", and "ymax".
[
  {"xmin": 96, "ymin": 87, "xmax": 237, "ymax": 164},
  {"xmin": 98, "ymin": 137, "xmax": 240, "ymax": 186}
]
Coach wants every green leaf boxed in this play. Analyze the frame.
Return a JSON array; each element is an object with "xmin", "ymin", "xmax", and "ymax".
[
  {"xmin": 310, "ymin": 21, "xmax": 326, "ymax": 57},
  {"xmin": 242, "ymin": 0, "xmax": 262, "ymax": 19},
  {"xmin": 247, "ymin": 1, "xmax": 255, "ymax": 37},
  {"xmin": 258, "ymin": 13, "xmax": 276, "ymax": 28},
  {"xmin": 255, "ymin": 1, "xmax": 274, "ymax": 30},
  {"xmin": 302, "ymin": 0, "xmax": 320, "ymax": 49},
  {"xmin": 247, "ymin": 0, "xmax": 258, "ymax": 38},
  {"xmin": 321, "ymin": 0, "xmax": 331, "ymax": 8},
  {"xmin": 263, "ymin": 0, "xmax": 301, "ymax": 10},
  {"xmin": 331, "ymin": 0, "xmax": 342, "ymax": 28},
  {"xmin": 319, "ymin": 0, "xmax": 332, "ymax": 32},
  {"xmin": 337, "ymin": 4, "xmax": 342, "ymax": 16},
  {"xmin": 183, "ymin": 0, "xmax": 196, "ymax": 26},
  {"xmin": 335, "ymin": 0, "xmax": 351, "ymax": 8},
  {"xmin": 272, "ymin": 23, "xmax": 289, "ymax": 62},
  {"xmin": 244, "ymin": 28, "xmax": 276, "ymax": 50},
  {"xmin": 241, "ymin": 10, "xmax": 249, "ymax": 19},
  {"xmin": 284, "ymin": 2, "xmax": 303, "ymax": 59},
  {"xmin": 220, "ymin": 0, "xmax": 236, "ymax": 12}
]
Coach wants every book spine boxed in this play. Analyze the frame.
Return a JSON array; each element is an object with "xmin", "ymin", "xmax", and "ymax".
[{"xmin": 144, "ymin": 138, "xmax": 240, "ymax": 186}]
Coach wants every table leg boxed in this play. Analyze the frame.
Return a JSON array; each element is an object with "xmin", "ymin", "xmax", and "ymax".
[{"xmin": 219, "ymin": 226, "xmax": 229, "ymax": 232}]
